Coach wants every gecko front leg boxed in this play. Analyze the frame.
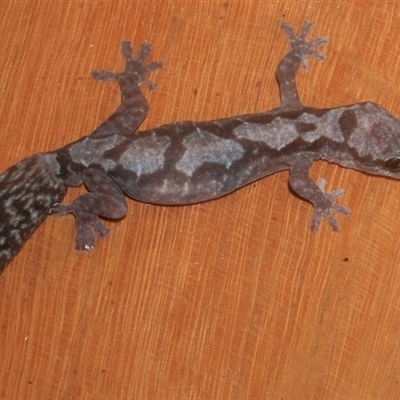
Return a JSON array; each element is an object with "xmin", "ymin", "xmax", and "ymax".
[
  {"xmin": 278, "ymin": 21, "xmax": 328, "ymax": 107},
  {"xmin": 289, "ymin": 157, "xmax": 350, "ymax": 232},
  {"xmin": 278, "ymin": 23, "xmax": 350, "ymax": 231}
]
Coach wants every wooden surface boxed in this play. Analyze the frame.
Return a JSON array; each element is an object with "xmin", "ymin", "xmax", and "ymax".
[{"xmin": 2, "ymin": 1, "xmax": 400, "ymax": 399}]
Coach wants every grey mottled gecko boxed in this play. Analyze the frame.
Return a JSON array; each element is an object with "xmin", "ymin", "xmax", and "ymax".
[{"xmin": 1, "ymin": 21, "xmax": 400, "ymax": 273}]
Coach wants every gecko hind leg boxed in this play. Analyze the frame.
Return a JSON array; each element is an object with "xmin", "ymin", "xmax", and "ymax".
[
  {"xmin": 89, "ymin": 40, "xmax": 163, "ymax": 138},
  {"xmin": 50, "ymin": 169, "xmax": 127, "ymax": 251}
]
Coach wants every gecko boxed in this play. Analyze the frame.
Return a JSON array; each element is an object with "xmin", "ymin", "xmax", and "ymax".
[{"xmin": 1, "ymin": 21, "xmax": 400, "ymax": 273}]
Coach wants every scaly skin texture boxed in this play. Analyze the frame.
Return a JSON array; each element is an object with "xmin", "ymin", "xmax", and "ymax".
[{"xmin": 2, "ymin": 21, "xmax": 400, "ymax": 273}]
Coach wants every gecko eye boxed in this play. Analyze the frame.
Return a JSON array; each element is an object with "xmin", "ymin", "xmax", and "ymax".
[{"xmin": 385, "ymin": 157, "xmax": 400, "ymax": 172}]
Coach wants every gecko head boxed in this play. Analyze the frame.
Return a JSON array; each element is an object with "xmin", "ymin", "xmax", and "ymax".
[{"xmin": 342, "ymin": 102, "xmax": 400, "ymax": 179}]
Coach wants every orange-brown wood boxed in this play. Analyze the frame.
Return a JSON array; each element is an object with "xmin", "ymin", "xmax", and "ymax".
[{"xmin": 2, "ymin": 1, "xmax": 400, "ymax": 398}]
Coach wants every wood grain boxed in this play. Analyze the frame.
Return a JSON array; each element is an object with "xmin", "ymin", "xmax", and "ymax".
[{"xmin": 2, "ymin": 1, "xmax": 400, "ymax": 399}]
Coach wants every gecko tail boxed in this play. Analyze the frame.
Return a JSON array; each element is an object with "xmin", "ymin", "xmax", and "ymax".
[{"xmin": 0, "ymin": 153, "xmax": 67, "ymax": 273}]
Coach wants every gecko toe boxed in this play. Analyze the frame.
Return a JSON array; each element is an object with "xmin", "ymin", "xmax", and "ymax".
[
  {"xmin": 333, "ymin": 204, "xmax": 351, "ymax": 217},
  {"xmin": 145, "ymin": 60, "xmax": 164, "ymax": 74},
  {"xmin": 49, "ymin": 203, "xmax": 70, "ymax": 216},
  {"xmin": 91, "ymin": 69, "xmax": 119, "ymax": 82},
  {"xmin": 121, "ymin": 40, "xmax": 134, "ymax": 59},
  {"xmin": 138, "ymin": 41, "xmax": 152, "ymax": 62},
  {"xmin": 299, "ymin": 20, "xmax": 313, "ymax": 38}
]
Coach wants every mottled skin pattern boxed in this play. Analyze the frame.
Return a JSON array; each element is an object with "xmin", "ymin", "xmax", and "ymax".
[{"xmin": 2, "ymin": 21, "xmax": 400, "ymax": 273}]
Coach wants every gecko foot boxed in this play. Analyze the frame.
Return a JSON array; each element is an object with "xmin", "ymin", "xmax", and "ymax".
[
  {"xmin": 50, "ymin": 169, "xmax": 127, "ymax": 251},
  {"xmin": 281, "ymin": 20, "xmax": 328, "ymax": 71},
  {"xmin": 50, "ymin": 203, "xmax": 110, "ymax": 251},
  {"xmin": 91, "ymin": 41, "xmax": 163, "ymax": 91},
  {"xmin": 310, "ymin": 178, "xmax": 351, "ymax": 232}
]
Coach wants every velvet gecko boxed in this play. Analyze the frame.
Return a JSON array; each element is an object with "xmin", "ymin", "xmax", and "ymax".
[{"xmin": 1, "ymin": 21, "xmax": 400, "ymax": 273}]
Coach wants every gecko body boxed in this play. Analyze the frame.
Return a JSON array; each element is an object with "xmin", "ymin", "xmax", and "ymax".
[{"xmin": 2, "ymin": 21, "xmax": 400, "ymax": 272}]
